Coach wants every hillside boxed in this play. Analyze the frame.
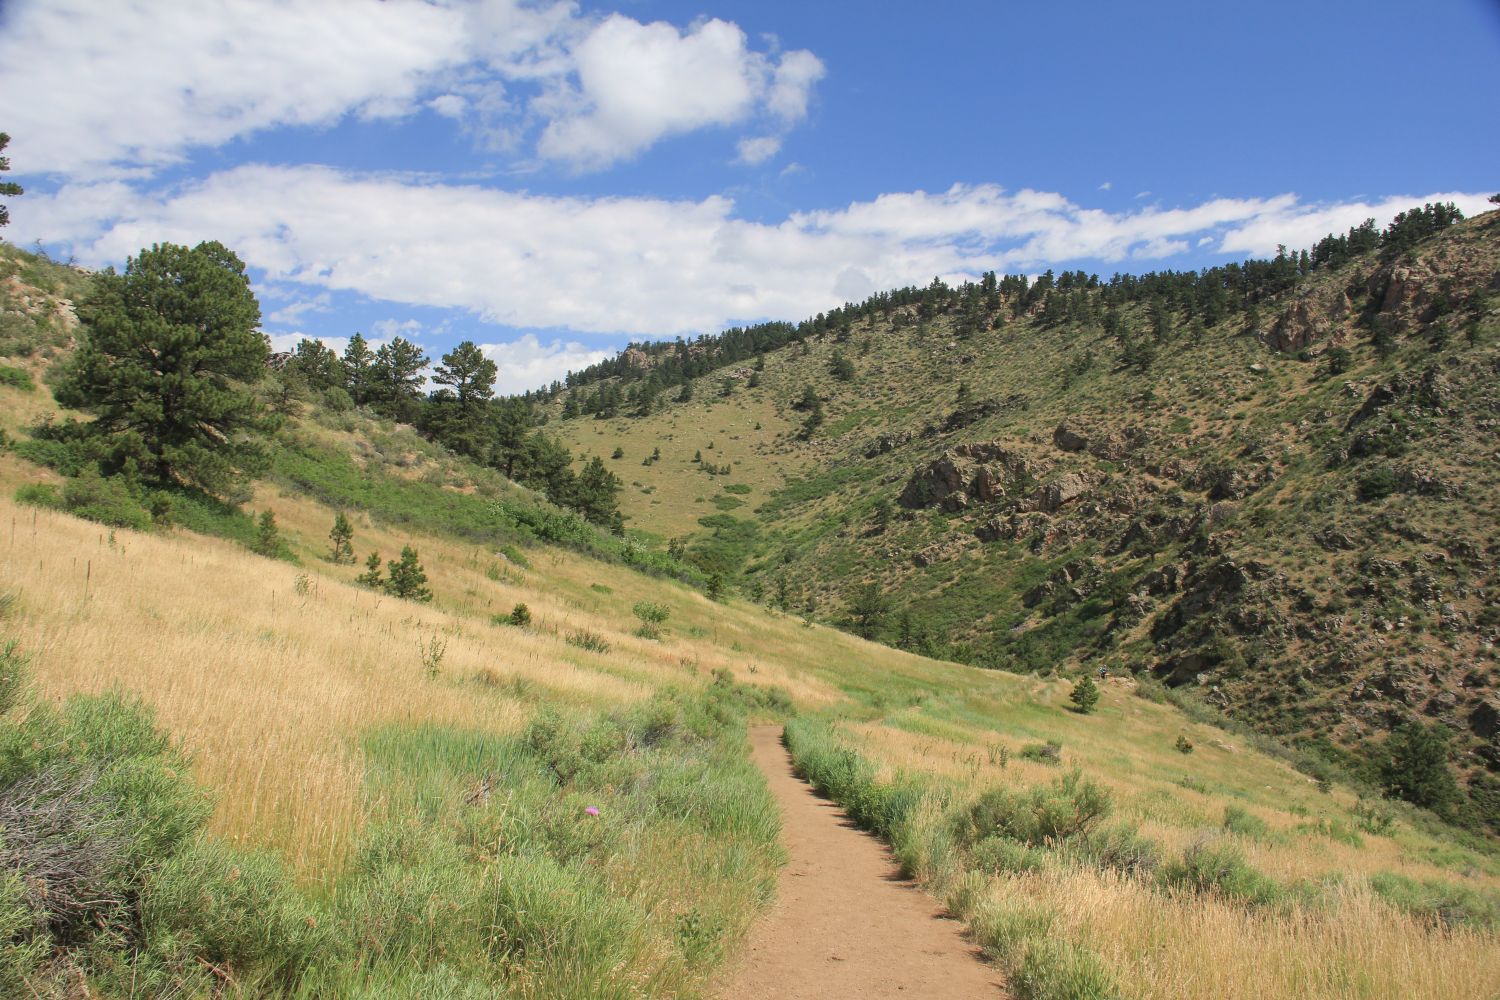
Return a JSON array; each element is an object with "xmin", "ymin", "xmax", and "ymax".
[
  {"xmin": 547, "ymin": 208, "xmax": 1500, "ymax": 833},
  {"xmin": 2, "ymin": 224, "xmax": 1499, "ymax": 998}
]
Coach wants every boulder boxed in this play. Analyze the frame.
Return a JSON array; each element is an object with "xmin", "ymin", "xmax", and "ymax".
[{"xmin": 1029, "ymin": 472, "xmax": 1097, "ymax": 513}]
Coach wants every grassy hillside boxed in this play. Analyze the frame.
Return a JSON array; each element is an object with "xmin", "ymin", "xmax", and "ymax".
[
  {"xmin": 548, "ymin": 209, "xmax": 1500, "ymax": 833},
  {"xmin": 2, "ymin": 233, "xmax": 1499, "ymax": 997}
]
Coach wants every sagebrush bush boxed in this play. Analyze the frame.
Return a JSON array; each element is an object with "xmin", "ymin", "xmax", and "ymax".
[
  {"xmin": 1159, "ymin": 837, "xmax": 1281, "ymax": 906},
  {"xmin": 958, "ymin": 770, "xmax": 1113, "ymax": 847}
]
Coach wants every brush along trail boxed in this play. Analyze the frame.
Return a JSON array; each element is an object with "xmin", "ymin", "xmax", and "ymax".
[{"xmin": 718, "ymin": 725, "xmax": 1006, "ymax": 999}]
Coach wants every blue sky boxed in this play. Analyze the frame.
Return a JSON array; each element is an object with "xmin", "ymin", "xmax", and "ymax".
[{"xmin": 3, "ymin": 0, "xmax": 1496, "ymax": 393}]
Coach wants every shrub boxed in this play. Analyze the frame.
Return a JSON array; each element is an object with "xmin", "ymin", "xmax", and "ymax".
[
  {"xmin": 958, "ymin": 770, "xmax": 1113, "ymax": 847},
  {"xmin": 60, "ymin": 471, "xmax": 151, "ymax": 531},
  {"xmin": 1069, "ymin": 675, "xmax": 1099, "ymax": 714},
  {"xmin": 13, "ymin": 482, "xmax": 62, "ymax": 511},
  {"xmin": 971, "ymin": 835, "xmax": 1049, "ymax": 875},
  {"xmin": 1357, "ymin": 465, "xmax": 1399, "ymax": 502},
  {"xmin": 1071, "ymin": 824, "xmax": 1161, "ymax": 877},
  {"xmin": 1353, "ymin": 797, "xmax": 1396, "ymax": 836},
  {"xmin": 1014, "ymin": 939, "xmax": 1118, "ymax": 1000},
  {"xmin": 1368, "ymin": 871, "xmax": 1500, "ymax": 930},
  {"xmin": 566, "ymin": 629, "xmax": 610, "ymax": 654},
  {"xmin": 509, "ymin": 602, "xmax": 532, "ymax": 627},
  {"xmin": 1159, "ymin": 837, "xmax": 1281, "ymax": 905},
  {"xmin": 1223, "ymin": 804, "xmax": 1272, "ymax": 841},
  {"xmin": 1175, "ymin": 735, "xmax": 1195, "ymax": 754},
  {"xmin": 1020, "ymin": 740, "xmax": 1063, "ymax": 765},
  {"xmin": 632, "ymin": 600, "xmax": 671, "ymax": 640},
  {"xmin": 142, "ymin": 839, "xmax": 326, "ymax": 989},
  {"xmin": 0, "ymin": 364, "xmax": 34, "ymax": 391}
]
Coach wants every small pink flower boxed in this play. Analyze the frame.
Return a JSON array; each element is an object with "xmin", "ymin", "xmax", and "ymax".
[{"xmin": 584, "ymin": 806, "xmax": 600, "ymax": 817}]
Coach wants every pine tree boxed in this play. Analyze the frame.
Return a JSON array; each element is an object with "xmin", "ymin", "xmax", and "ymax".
[
  {"xmin": 342, "ymin": 333, "xmax": 375, "ymax": 404},
  {"xmin": 1070, "ymin": 675, "xmax": 1100, "ymax": 714},
  {"xmin": 385, "ymin": 545, "xmax": 432, "ymax": 602},
  {"xmin": 356, "ymin": 551, "xmax": 384, "ymax": 589},
  {"xmin": 255, "ymin": 510, "xmax": 280, "ymax": 557},
  {"xmin": 0, "ymin": 133, "xmax": 22, "ymax": 228},
  {"xmin": 328, "ymin": 512, "xmax": 355, "ymax": 564},
  {"xmin": 1382, "ymin": 723, "xmax": 1460, "ymax": 816},
  {"xmin": 53, "ymin": 241, "xmax": 271, "ymax": 494},
  {"xmin": 848, "ymin": 581, "xmax": 889, "ymax": 639}
]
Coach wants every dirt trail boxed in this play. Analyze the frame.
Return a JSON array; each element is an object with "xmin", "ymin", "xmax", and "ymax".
[{"xmin": 716, "ymin": 725, "xmax": 1006, "ymax": 1000}]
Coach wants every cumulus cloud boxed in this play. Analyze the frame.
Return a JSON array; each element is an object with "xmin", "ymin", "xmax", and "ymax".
[
  {"xmin": 736, "ymin": 136, "xmax": 783, "ymax": 165},
  {"xmin": 0, "ymin": 0, "xmax": 822, "ymax": 178},
  {"xmin": 12, "ymin": 165, "xmax": 1492, "ymax": 340},
  {"xmin": 537, "ymin": 15, "xmax": 821, "ymax": 169},
  {"xmin": 480, "ymin": 335, "xmax": 615, "ymax": 395}
]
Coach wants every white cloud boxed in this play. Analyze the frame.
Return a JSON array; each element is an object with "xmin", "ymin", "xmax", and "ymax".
[
  {"xmin": 266, "ymin": 293, "xmax": 332, "ymax": 326},
  {"xmin": 737, "ymin": 136, "xmax": 783, "ymax": 165},
  {"xmin": 0, "ymin": 0, "xmax": 823, "ymax": 178},
  {"xmin": 480, "ymin": 334, "xmax": 615, "ymax": 395},
  {"xmin": 536, "ymin": 15, "xmax": 820, "ymax": 169},
  {"xmin": 12, "ymin": 165, "xmax": 1492, "ymax": 340},
  {"xmin": 1098, "ymin": 181, "xmax": 1112, "ymax": 191},
  {"xmin": 0, "ymin": 0, "xmax": 466, "ymax": 178}
]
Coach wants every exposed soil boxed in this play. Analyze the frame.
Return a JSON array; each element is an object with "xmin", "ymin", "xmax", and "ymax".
[{"xmin": 716, "ymin": 725, "xmax": 1007, "ymax": 999}]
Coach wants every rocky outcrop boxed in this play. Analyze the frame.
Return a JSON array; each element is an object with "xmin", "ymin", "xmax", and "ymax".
[
  {"xmin": 899, "ymin": 441, "xmax": 1039, "ymax": 512},
  {"xmin": 1266, "ymin": 288, "xmax": 1349, "ymax": 353},
  {"xmin": 1051, "ymin": 421, "xmax": 1148, "ymax": 462},
  {"xmin": 1024, "ymin": 472, "xmax": 1098, "ymax": 513}
]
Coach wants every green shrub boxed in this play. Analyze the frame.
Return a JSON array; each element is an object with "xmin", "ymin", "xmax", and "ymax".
[
  {"xmin": 632, "ymin": 601, "xmax": 671, "ymax": 639},
  {"xmin": 958, "ymin": 770, "xmax": 1113, "ymax": 847},
  {"xmin": 0, "ymin": 365, "xmax": 34, "ymax": 391},
  {"xmin": 1020, "ymin": 740, "xmax": 1063, "ymax": 765},
  {"xmin": 972, "ymin": 835, "xmax": 1049, "ymax": 875},
  {"xmin": 1368, "ymin": 871, "xmax": 1500, "ymax": 930},
  {"xmin": 143, "ymin": 839, "xmax": 326, "ymax": 989},
  {"xmin": 1223, "ymin": 804, "xmax": 1272, "ymax": 841},
  {"xmin": 509, "ymin": 602, "xmax": 532, "ymax": 627},
  {"xmin": 1071, "ymin": 824, "xmax": 1161, "ymax": 877},
  {"xmin": 1159, "ymin": 838, "xmax": 1281, "ymax": 905},
  {"xmin": 1014, "ymin": 939, "xmax": 1118, "ymax": 1000},
  {"xmin": 13, "ymin": 482, "xmax": 61, "ymax": 511},
  {"xmin": 60, "ymin": 471, "xmax": 151, "ymax": 531},
  {"xmin": 12, "ymin": 436, "xmax": 92, "ymax": 476},
  {"xmin": 1069, "ymin": 675, "xmax": 1100, "ymax": 714},
  {"xmin": 565, "ymin": 629, "xmax": 610, "ymax": 654}
]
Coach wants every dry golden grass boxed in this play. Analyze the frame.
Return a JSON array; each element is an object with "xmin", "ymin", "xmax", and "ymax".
[{"xmin": 961, "ymin": 864, "xmax": 1500, "ymax": 1000}]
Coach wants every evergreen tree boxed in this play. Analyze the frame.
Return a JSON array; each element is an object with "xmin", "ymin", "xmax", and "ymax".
[
  {"xmin": 369, "ymin": 337, "xmax": 429, "ymax": 420},
  {"xmin": 385, "ymin": 545, "xmax": 432, "ymax": 602},
  {"xmin": 0, "ymin": 132, "xmax": 22, "ymax": 228},
  {"xmin": 53, "ymin": 241, "xmax": 271, "ymax": 494},
  {"xmin": 291, "ymin": 338, "xmax": 342, "ymax": 391},
  {"xmin": 356, "ymin": 551, "xmax": 384, "ymax": 588},
  {"xmin": 829, "ymin": 350, "xmax": 855, "ymax": 381},
  {"xmin": 848, "ymin": 581, "xmax": 889, "ymax": 639},
  {"xmin": 328, "ymin": 512, "xmax": 355, "ymax": 564},
  {"xmin": 573, "ymin": 456, "xmax": 622, "ymax": 527},
  {"xmin": 342, "ymin": 333, "xmax": 375, "ymax": 404},
  {"xmin": 1070, "ymin": 676, "xmax": 1100, "ymax": 714},
  {"xmin": 431, "ymin": 340, "xmax": 497, "ymax": 406},
  {"xmin": 1382, "ymin": 723, "xmax": 1460, "ymax": 816},
  {"xmin": 255, "ymin": 510, "xmax": 279, "ymax": 557}
]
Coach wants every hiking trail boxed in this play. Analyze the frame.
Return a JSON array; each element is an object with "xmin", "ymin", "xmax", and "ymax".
[{"xmin": 716, "ymin": 725, "xmax": 1007, "ymax": 999}]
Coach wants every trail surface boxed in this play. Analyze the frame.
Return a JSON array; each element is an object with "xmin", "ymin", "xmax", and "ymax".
[{"xmin": 717, "ymin": 725, "xmax": 1006, "ymax": 1000}]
